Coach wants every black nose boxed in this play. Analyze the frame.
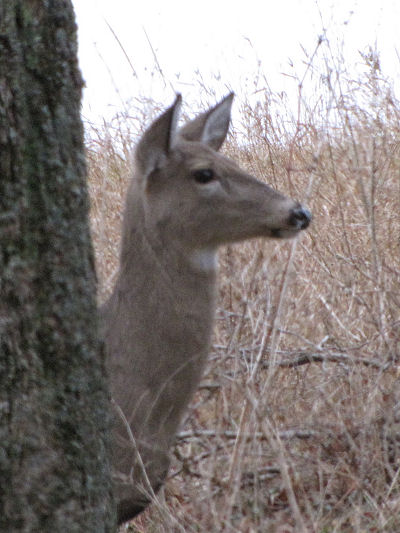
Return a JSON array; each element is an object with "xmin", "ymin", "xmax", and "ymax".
[{"xmin": 288, "ymin": 206, "xmax": 312, "ymax": 230}]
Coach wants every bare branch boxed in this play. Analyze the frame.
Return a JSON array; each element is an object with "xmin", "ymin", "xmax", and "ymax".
[
  {"xmin": 261, "ymin": 351, "xmax": 395, "ymax": 371},
  {"xmin": 177, "ymin": 428, "xmax": 318, "ymax": 442}
]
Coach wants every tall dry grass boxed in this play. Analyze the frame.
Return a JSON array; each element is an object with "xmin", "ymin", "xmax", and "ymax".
[{"xmin": 86, "ymin": 41, "xmax": 400, "ymax": 532}]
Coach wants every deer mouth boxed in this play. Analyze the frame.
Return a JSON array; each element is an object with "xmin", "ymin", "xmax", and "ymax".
[{"xmin": 270, "ymin": 227, "xmax": 304, "ymax": 239}]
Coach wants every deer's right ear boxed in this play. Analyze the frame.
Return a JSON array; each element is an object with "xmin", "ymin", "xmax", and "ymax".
[{"xmin": 135, "ymin": 94, "xmax": 182, "ymax": 177}]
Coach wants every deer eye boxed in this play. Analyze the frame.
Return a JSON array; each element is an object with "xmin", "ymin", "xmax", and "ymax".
[{"xmin": 192, "ymin": 168, "xmax": 215, "ymax": 184}]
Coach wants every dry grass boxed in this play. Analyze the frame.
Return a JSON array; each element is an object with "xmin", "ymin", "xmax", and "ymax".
[{"xmin": 87, "ymin": 43, "xmax": 400, "ymax": 532}]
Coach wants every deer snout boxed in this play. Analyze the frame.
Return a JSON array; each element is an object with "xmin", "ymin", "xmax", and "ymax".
[
  {"xmin": 270, "ymin": 204, "xmax": 312, "ymax": 239},
  {"xmin": 288, "ymin": 205, "xmax": 312, "ymax": 230}
]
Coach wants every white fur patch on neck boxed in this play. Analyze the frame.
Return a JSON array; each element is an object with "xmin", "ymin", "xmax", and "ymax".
[{"xmin": 190, "ymin": 248, "xmax": 218, "ymax": 272}]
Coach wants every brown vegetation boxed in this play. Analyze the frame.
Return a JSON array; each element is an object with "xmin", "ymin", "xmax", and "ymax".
[{"xmin": 86, "ymin": 44, "xmax": 400, "ymax": 532}]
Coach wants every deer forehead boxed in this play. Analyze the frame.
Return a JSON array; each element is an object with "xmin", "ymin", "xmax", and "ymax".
[{"xmin": 176, "ymin": 147, "xmax": 239, "ymax": 175}]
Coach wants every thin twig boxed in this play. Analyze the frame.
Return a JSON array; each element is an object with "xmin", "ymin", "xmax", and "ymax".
[
  {"xmin": 260, "ymin": 351, "xmax": 395, "ymax": 371},
  {"xmin": 177, "ymin": 428, "xmax": 318, "ymax": 442}
]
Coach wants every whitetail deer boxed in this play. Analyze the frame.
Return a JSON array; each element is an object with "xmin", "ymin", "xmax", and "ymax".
[{"xmin": 101, "ymin": 93, "xmax": 311, "ymax": 524}]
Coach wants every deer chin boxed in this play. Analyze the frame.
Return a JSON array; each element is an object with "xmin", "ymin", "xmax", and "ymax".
[{"xmin": 270, "ymin": 227, "xmax": 304, "ymax": 239}]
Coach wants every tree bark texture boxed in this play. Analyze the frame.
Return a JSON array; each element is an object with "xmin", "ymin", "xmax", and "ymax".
[{"xmin": 0, "ymin": 1, "xmax": 115, "ymax": 530}]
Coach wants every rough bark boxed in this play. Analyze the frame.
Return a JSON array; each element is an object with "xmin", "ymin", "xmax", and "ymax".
[{"xmin": 0, "ymin": 1, "xmax": 115, "ymax": 530}]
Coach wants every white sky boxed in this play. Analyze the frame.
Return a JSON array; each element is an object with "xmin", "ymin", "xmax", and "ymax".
[{"xmin": 72, "ymin": 0, "xmax": 400, "ymax": 124}]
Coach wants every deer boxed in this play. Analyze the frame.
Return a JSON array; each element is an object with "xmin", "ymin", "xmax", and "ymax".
[{"xmin": 100, "ymin": 93, "xmax": 312, "ymax": 524}]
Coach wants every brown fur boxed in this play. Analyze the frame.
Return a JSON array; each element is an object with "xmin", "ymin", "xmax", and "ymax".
[{"xmin": 100, "ymin": 94, "xmax": 311, "ymax": 524}]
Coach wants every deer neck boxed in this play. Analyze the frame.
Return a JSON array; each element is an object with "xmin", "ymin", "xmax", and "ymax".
[
  {"xmin": 106, "ymin": 214, "xmax": 217, "ymax": 439},
  {"xmin": 119, "ymin": 202, "xmax": 218, "ymax": 309}
]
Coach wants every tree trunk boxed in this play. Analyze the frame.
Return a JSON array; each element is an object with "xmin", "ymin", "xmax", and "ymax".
[{"xmin": 0, "ymin": 1, "xmax": 115, "ymax": 530}]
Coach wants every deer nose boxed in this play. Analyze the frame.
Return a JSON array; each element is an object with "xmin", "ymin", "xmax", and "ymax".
[{"xmin": 288, "ymin": 206, "xmax": 312, "ymax": 230}]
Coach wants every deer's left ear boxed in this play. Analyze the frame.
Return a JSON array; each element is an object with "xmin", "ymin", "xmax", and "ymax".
[{"xmin": 180, "ymin": 93, "xmax": 234, "ymax": 151}]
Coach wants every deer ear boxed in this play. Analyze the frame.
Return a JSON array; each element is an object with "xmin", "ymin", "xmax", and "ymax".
[
  {"xmin": 135, "ymin": 94, "xmax": 182, "ymax": 176},
  {"xmin": 180, "ymin": 93, "xmax": 234, "ymax": 151}
]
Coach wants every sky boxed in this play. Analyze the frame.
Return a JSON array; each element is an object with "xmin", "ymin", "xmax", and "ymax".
[{"xmin": 71, "ymin": 0, "xmax": 400, "ymax": 124}]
